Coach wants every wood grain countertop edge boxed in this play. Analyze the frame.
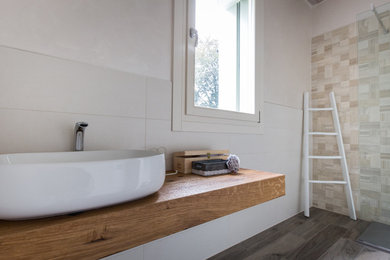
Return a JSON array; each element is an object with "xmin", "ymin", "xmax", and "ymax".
[{"xmin": 0, "ymin": 169, "xmax": 285, "ymax": 260}]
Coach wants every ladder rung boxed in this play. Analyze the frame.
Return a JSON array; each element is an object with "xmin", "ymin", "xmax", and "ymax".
[
  {"xmin": 308, "ymin": 155, "xmax": 342, "ymax": 159},
  {"xmin": 308, "ymin": 108, "xmax": 333, "ymax": 111},
  {"xmin": 309, "ymin": 180, "xmax": 347, "ymax": 184},
  {"xmin": 308, "ymin": 132, "xmax": 338, "ymax": 136}
]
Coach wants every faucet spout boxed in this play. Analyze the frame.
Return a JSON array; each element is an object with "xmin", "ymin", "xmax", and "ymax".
[{"xmin": 74, "ymin": 122, "xmax": 88, "ymax": 151}]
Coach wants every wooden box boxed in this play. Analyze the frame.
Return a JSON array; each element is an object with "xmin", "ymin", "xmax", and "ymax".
[{"xmin": 173, "ymin": 150, "xmax": 229, "ymax": 174}]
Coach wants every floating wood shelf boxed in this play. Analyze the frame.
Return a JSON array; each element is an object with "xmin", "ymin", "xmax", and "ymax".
[{"xmin": 0, "ymin": 169, "xmax": 285, "ymax": 259}]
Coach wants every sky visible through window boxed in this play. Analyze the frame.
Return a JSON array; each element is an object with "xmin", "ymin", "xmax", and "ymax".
[{"xmin": 194, "ymin": 0, "xmax": 238, "ymax": 112}]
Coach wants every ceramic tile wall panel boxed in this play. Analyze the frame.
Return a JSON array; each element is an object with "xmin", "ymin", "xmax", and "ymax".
[
  {"xmin": 263, "ymin": 0, "xmax": 311, "ymax": 109},
  {"xmin": 0, "ymin": 109, "xmax": 146, "ymax": 154},
  {"xmin": 0, "ymin": 46, "xmax": 147, "ymax": 118},
  {"xmin": 0, "ymin": 0, "xmax": 172, "ymax": 80},
  {"xmin": 311, "ymin": 23, "xmax": 360, "ymax": 217},
  {"xmin": 358, "ymin": 12, "xmax": 390, "ymax": 224}
]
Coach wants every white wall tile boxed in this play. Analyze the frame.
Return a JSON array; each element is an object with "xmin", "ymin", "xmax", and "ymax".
[
  {"xmin": 243, "ymin": 151, "xmax": 301, "ymax": 175},
  {"xmin": 146, "ymin": 77, "xmax": 172, "ymax": 120},
  {"xmin": 226, "ymin": 133, "xmax": 264, "ymax": 155},
  {"xmin": 0, "ymin": 0, "xmax": 172, "ymax": 80},
  {"xmin": 0, "ymin": 46, "xmax": 147, "ymax": 118},
  {"xmin": 224, "ymin": 197, "xmax": 292, "ymax": 247},
  {"xmin": 228, "ymin": 128, "xmax": 301, "ymax": 156},
  {"xmin": 263, "ymin": 102, "xmax": 303, "ymax": 131},
  {"xmin": 261, "ymin": 128, "xmax": 302, "ymax": 154},
  {"xmin": 101, "ymin": 245, "xmax": 143, "ymax": 260},
  {"xmin": 143, "ymin": 216, "xmax": 230, "ymax": 260},
  {"xmin": 263, "ymin": 0, "xmax": 311, "ymax": 109},
  {"xmin": 228, "ymin": 106, "xmax": 302, "ymax": 156},
  {"xmin": 0, "ymin": 108, "xmax": 145, "ymax": 154},
  {"xmin": 237, "ymin": 153, "xmax": 267, "ymax": 170},
  {"xmin": 83, "ymin": 116, "xmax": 145, "ymax": 151}
]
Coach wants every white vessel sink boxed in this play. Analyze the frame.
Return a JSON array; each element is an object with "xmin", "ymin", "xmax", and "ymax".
[{"xmin": 0, "ymin": 150, "xmax": 165, "ymax": 220}]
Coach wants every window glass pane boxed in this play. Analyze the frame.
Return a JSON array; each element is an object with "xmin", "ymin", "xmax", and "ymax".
[{"xmin": 194, "ymin": 0, "xmax": 254, "ymax": 114}]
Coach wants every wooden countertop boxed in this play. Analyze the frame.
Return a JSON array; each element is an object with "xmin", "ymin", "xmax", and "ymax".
[{"xmin": 0, "ymin": 169, "xmax": 285, "ymax": 259}]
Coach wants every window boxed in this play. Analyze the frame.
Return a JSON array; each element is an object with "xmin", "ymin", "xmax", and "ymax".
[
  {"xmin": 173, "ymin": 0, "xmax": 264, "ymax": 134},
  {"xmin": 191, "ymin": 0, "xmax": 254, "ymax": 113}
]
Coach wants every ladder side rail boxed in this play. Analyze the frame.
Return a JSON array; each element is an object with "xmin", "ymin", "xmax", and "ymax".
[
  {"xmin": 329, "ymin": 92, "xmax": 357, "ymax": 220},
  {"xmin": 303, "ymin": 92, "xmax": 310, "ymax": 217}
]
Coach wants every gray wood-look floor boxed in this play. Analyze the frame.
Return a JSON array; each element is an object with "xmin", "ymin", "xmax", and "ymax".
[{"xmin": 208, "ymin": 207, "xmax": 390, "ymax": 260}]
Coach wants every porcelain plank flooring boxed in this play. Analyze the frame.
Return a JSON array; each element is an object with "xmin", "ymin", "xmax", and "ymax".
[
  {"xmin": 209, "ymin": 207, "xmax": 389, "ymax": 260},
  {"xmin": 318, "ymin": 238, "xmax": 390, "ymax": 260},
  {"xmin": 287, "ymin": 224, "xmax": 347, "ymax": 259}
]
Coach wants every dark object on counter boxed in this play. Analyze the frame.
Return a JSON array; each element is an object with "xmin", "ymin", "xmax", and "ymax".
[
  {"xmin": 192, "ymin": 159, "xmax": 228, "ymax": 171},
  {"xmin": 192, "ymin": 159, "xmax": 231, "ymax": 176}
]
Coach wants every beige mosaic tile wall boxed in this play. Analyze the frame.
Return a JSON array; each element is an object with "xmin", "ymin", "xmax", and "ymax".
[
  {"xmin": 311, "ymin": 23, "xmax": 360, "ymax": 217},
  {"xmin": 357, "ymin": 12, "xmax": 390, "ymax": 224},
  {"xmin": 311, "ymin": 13, "xmax": 390, "ymax": 225}
]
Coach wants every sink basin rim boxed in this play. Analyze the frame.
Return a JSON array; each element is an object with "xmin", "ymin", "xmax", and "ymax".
[{"xmin": 0, "ymin": 149, "xmax": 163, "ymax": 165}]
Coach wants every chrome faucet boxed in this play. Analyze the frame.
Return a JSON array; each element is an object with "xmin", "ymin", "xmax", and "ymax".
[{"xmin": 74, "ymin": 122, "xmax": 88, "ymax": 151}]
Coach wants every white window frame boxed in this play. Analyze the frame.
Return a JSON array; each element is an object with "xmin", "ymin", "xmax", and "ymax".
[{"xmin": 172, "ymin": 0, "xmax": 264, "ymax": 134}]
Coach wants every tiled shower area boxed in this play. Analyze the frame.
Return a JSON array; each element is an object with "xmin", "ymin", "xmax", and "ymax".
[
  {"xmin": 358, "ymin": 4, "xmax": 390, "ymax": 224},
  {"xmin": 311, "ymin": 2, "xmax": 390, "ymax": 225}
]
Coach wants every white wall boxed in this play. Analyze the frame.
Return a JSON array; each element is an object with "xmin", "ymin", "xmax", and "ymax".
[
  {"xmin": 311, "ymin": 0, "xmax": 390, "ymax": 36},
  {"xmin": 0, "ymin": 0, "xmax": 311, "ymax": 259},
  {"xmin": 0, "ymin": 0, "xmax": 172, "ymax": 80},
  {"xmin": 265, "ymin": 0, "xmax": 311, "ymax": 109}
]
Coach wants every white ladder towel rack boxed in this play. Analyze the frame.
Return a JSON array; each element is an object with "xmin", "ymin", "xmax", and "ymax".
[{"xmin": 303, "ymin": 91, "xmax": 357, "ymax": 220}]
